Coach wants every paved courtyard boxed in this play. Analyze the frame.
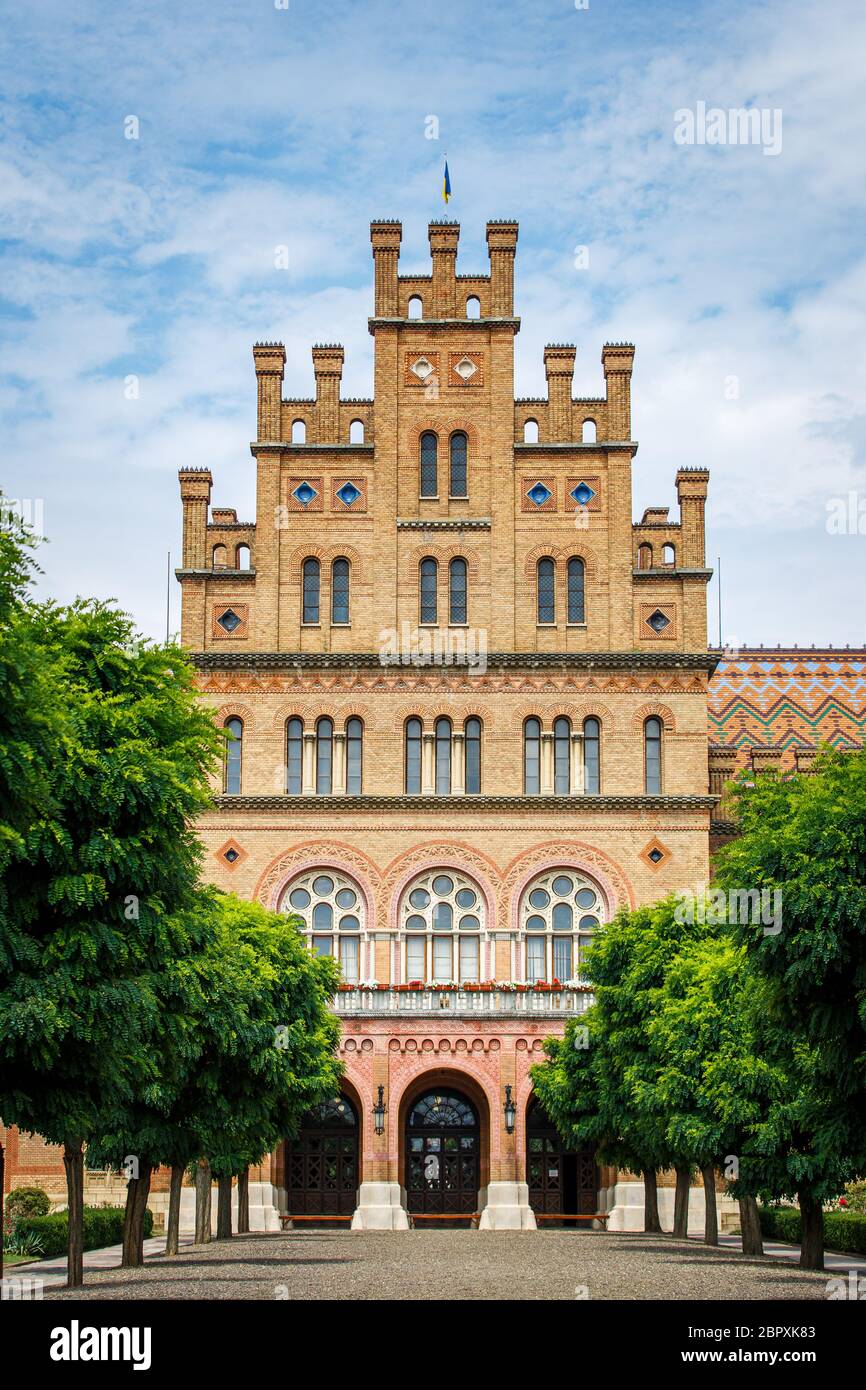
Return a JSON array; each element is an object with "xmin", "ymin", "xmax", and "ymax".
[{"xmin": 40, "ymin": 1229, "xmax": 836, "ymax": 1301}]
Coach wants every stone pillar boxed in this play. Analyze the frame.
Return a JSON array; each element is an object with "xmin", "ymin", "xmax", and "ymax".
[
  {"xmin": 428, "ymin": 221, "xmax": 459, "ymax": 318},
  {"xmin": 540, "ymin": 731, "xmax": 554, "ymax": 795},
  {"xmin": 352, "ymin": 1063, "xmax": 409, "ymax": 1231},
  {"xmin": 601, "ymin": 342, "xmax": 635, "ymax": 440},
  {"xmin": 333, "ymin": 730, "xmax": 347, "ymax": 794},
  {"xmin": 302, "ymin": 731, "xmax": 317, "ymax": 794},
  {"xmin": 312, "ymin": 344, "xmax": 344, "ymax": 444},
  {"xmin": 708, "ymin": 744, "xmax": 738, "ymax": 797},
  {"xmin": 452, "ymin": 728, "xmax": 465, "ymax": 794},
  {"xmin": 544, "ymin": 345, "xmax": 576, "ymax": 443},
  {"xmin": 370, "ymin": 220, "xmax": 402, "ymax": 317},
  {"xmin": 486, "ymin": 221, "xmax": 519, "ymax": 316},
  {"xmin": 422, "ymin": 731, "xmax": 435, "ymax": 794},
  {"xmin": 570, "ymin": 731, "xmax": 584, "ymax": 794}
]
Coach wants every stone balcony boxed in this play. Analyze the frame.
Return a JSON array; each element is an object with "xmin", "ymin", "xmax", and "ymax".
[{"xmin": 333, "ymin": 985, "xmax": 592, "ymax": 1019}]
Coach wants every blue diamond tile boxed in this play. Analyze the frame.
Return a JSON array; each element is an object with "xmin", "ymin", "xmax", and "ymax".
[
  {"xmin": 292, "ymin": 480, "xmax": 318, "ymax": 507},
  {"xmin": 570, "ymin": 481, "xmax": 596, "ymax": 506},
  {"xmin": 647, "ymin": 609, "xmax": 671, "ymax": 633},
  {"xmin": 335, "ymin": 480, "xmax": 361, "ymax": 508},
  {"xmin": 527, "ymin": 481, "xmax": 552, "ymax": 507},
  {"xmin": 217, "ymin": 608, "xmax": 242, "ymax": 633}
]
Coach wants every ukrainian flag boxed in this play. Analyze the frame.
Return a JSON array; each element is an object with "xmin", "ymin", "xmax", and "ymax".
[{"xmin": 443, "ymin": 159, "xmax": 451, "ymax": 204}]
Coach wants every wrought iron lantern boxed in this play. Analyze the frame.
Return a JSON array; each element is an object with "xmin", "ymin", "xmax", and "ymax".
[
  {"xmin": 373, "ymin": 1084, "xmax": 386, "ymax": 1136},
  {"xmin": 503, "ymin": 1083, "xmax": 516, "ymax": 1135}
]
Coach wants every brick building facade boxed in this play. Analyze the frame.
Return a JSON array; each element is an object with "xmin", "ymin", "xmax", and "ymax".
[{"xmin": 5, "ymin": 221, "xmax": 862, "ymax": 1232}]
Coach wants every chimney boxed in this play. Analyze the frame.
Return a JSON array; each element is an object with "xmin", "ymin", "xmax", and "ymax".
[
  {"xmin": 486, "ymin": 221, "xmax": 519, "ymax": 315},
  {"xmin": 428, "ymin": 221, "xmax": 460, "ymax": 317},
  {"xmin": 370, "ymin": 220, "xmax": 402, "ymax": 316},
  {"xmin": 312, "ymin": 344, "xmax": 344, "ymax": 443},
  {"xmin": 544, "ymin": 345, "xmax": 576, "ymax": 442}
]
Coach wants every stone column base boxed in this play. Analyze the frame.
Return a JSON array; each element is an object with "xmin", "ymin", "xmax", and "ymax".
[
  {"xmin": 478, "ymin": 1181, "xmax": 537, "ymax": 1230},
  {"xmin": 177, "ymin": 1180, "xmax": 281, "ymax": 1234},
  {"xmin": 351, "ymin": 1182, "xmax": 410, "ymax": 1231},
  {"xmin": 606, "ymin": 1179, "xmax": 737, "ymax": 1236}
]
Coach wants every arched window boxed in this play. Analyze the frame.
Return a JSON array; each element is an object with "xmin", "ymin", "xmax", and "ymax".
[
  {"xmin": 662, "ymin": 543, "xmax": 675, "ymax": 566},
  {"xmin": 583, "ymin": 717, "xmax": 600, "ymax": 795},
  {"xmin": 223, "ymin": 717, "xmax": 242, "ymax": 795},
  {"xmin": 316, "ymin": 717, "xmax": 333, "ymax": 794},
  {"xmin": 302, "ymin": 557, "xmax": 320, "ymax": 624},
  {"xmin": 346, "ymin": 717, "xmax": 363, "ymax": 795},
  {"xmin": 537, "ymin": 557, "xmax": 555, "ymax": 624},
  {"xmin": 554, "ymin": 717, "xmax": 571, "ymax": 794},
  {"xmin": 291, "ymin": 419, "xmax": 306, "ymax": 444},
  {"xmin": 449, "ymin": 432, "xmax": 468, "ymax": 497},
  {"xmin": 523, "ymin": 419, "xmax": 539, "ymax": 443},
  {"xmin": 638, "ymin": 543, "xmax": 653, "ymax": 570},
  {"xmin": 331, "ymin": 557, "xmax": 350, "ymax": 625},
  {"xmin": 420, "ymin": 432, "xmax": 438, "ymax": 497},
  {"xmin": 449, "ymin": 557, "xmax": 467, "ymax": 624},
  {"xmin": 213, "ymin": 544, "xmax": 228, "ymax": 569},
  {"xmin": 519, "ymin": 869, "xmax": 604, "ymax": 984},
  {"xmin": 286, "ymin": 717, "xmax": 303, "ymax": 794},
  {"xmin": 420, "ymin": 557, "xmax": 438, "ymax": 624},
  {"xmin": 524, "ymin": 717, "xmax": 541, "ymax": 794},
  {"xmin": 400, "ymin": 869, "xmax": 485, "ymax": 984},
  {"xmin": 405, "ymin": 717, "xmax": 422, "ymax": 794},
  {"xmin": 349, "ymin": 419, "xmax": 364, "ymax": 443},
  {"xmin": 567, "ymin": 557, "xmax": 585, "ymax": 624},
  {"xmin": 582, "ymin": 419, "xmax": 597, "ymax": 442},
  {"xmin": 464, "ymin": 717, "xmax": 481, "ymax": 794},
  {"xmin": 408, "ymin": 295, "xmax": 423, "ymax": 320},
  {"xmin": 466, "ymin": 295, "xmax": 481, "ymax": 319},
  {"xmin": 645, "ymin": 717, "xmax": 662, "ymax": 794},
  {"xmin": 280, "ymin": 869, "xmax": 364, "ymax": 982},
  {"xmin": 236, "ymin": 544, "xmax": 251, "ymax": 571},
  {"xmin": 435, "ymin": 716, "xmax": 452, "ymax": 794}
]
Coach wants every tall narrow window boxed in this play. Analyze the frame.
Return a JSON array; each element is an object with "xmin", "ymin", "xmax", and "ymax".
[
  {"xmin": 316, "ymin": 717, "xmax": 333, "ymax": 794},
  {"xmin": 302, "ymin": 558, "xmax": 320, "ymax": 624},
  {"xmin": 537, "ymin": 558, "xmax": 555, "ymax": 625},
  {"xmin": 567, "ymin": 557, "xmax": 585, "ymax": 624},
  {"xmin": 286, "ymin": 717, "xmax": 303, "ymax": 794},
  {"xmin": 420, "ymin": 432, "xmax": 438, "ymax": 497},
  {"xmin": 459, "ymin": 934, "xmax": 479, "ymax": 982},
  {"xmin": 526, "ymin": 931, "xmax": 546, "ymax": 983},
  {"xmin": 420, "ymin": 558, "xmax": 438, "ymax": 624},
  {"xmin": 583, "ymin": 717, "xmax": 600, "ymax": 795},
  {"xmin": 524, "ymin": 718, "xmax": 541, "ymax": 794},
  {"xmin": 554, "ymin": 717, "xmax": 571, "ymax": 794},
  {"xmin": 405, "ymin": 718, "xmax": 422, "ymax": 794},
  {"xmin": 464, "ymin": 717, "xmax": 481, "ymax": 795},
  {"xmin": 224, "ymin": 718, "xmax": 242, "ymax": 795},
  {"xmin": 450, "ymin": 432, "xmax": 468, "ymax": 497},
  {"xmin": 346, "ymin": 718, "xmax": 363, "ymax": 794},
  {"xmin": 339, "ymin": 933, "xmax": 360, "ymax": 983},
  {"xmin": 331, "ymin": 557, "xmax": 350, "ymax": 625},
  {"xmin": 645, "ymin": 717, "xmax": 662, "ymax": 794},
  {"xmin": 449, "ymin": 557, "xmax": 467, "ymax": 624},
  {"xmin": 435, "ymin": 717, "xmax": 452, "ymax": 794}
]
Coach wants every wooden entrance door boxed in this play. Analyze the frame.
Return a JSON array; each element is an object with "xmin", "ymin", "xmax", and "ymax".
[
  {"xmin": 526, "ymin": 1098, "xmax": 598, "ymax": 1218},
  {"xmin": 284, "ymin": 1096, "xmax": 358, "ymax": 1216},
  {"xmin": 405, "ymin": 1090, "xmax": 479, "ymax": 1216}
]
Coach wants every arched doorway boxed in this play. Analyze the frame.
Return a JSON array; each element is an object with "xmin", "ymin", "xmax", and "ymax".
[
  {"xmin": 405, "ymin": 1089, "xmax": 480, "ymax": 1218},
  {"xmin": 526, "ymin": 1097, "xmax": 598, "ymax": 1223},
  {"xmin": 284, "ymin": 1095, "xmax": 359, "ymax": 1217}
]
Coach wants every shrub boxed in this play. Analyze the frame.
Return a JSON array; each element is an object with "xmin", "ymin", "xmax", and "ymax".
[
  {"xmin": 13, "ymin": 1206, "xmax": 154, "ymax": 1260},
  {"xmin": 6, "ymin": 1186, "xmax": 51, "ymax": 1219},
  {"xmin": 759, "ymin": 1204, "xmax": 866, "ymax": 1256},
  {"xmin": 843, "ymin": 1180, "xmax": 866, "ymax": 1214},
  {"xmin": 5, "ymin": 1226, "xmax": 45, "ymax": 1258}
]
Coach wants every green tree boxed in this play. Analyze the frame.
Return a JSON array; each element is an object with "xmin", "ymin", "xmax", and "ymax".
[
  {"xmin": 0, "ymin": 594, "xmax": 221, "ymax": 1286},
  {"xmin": 714, "ymin": 749, "xmax": 866, "ymax": 1268}
]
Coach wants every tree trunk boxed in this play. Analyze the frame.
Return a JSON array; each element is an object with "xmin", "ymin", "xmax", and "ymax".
[
  {"xmin": 798, "ymin": 1192, "xmax": 824, "ymax": 1271},
  {"xmin": 643, "ymin": 1169, "xmax": 661, "ymax": 1233},
  {"xmin": 738, "ymin": 1195, "xmax": 763, "ymax": 1257},
  {"xmin": 165, "ymin": 1163, "xmax": 183, "ymax": 1256},
  {"xmin": 122, "ymin": 1165, "xmax": 153, "ymax": 1267},
  {"xmin": 194, "ymin": 1158, "xmax": 211, "ymax": 1245},
  {"xmin": 702, "ymin": 1164, "xmax": 719, "ymax": 1245},
  {"xmin": 216, "ymin": 1175, "xmax": 233, "ymax": 1239},
  {"xmin": 673, "ymin": 1164, "xmax": 691, "ymax": 1238},
  {"xmin": 63, "ymin": 1139, "xmax": 85, "ymax": 1289},
  {"xmin": 237, "ymin": 1168, "xmax": 250, "ymax": 1235}
]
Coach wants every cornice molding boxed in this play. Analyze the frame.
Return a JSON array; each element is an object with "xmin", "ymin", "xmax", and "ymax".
[
  {"xmin": 190, "ymin": 650, "xmax": 720, "ymax": 673},
  {"xmin": 396, "ymin": 517, "xmax": 491, "ymax": 530},
  {"xmin": 210, "ymin": 792, "xmax": 718, "ymax": 813},
  {"xmin": 514, "ymin": 441, "xmax": 638, "ymax": 454},
  {"xmin": 176, "ymin": 569, "xmax": 257, "ymax": 581}
]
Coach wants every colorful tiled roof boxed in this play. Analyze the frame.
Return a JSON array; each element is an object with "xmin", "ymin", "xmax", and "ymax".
[{"xmin": 708, "ymin": 648, "xmax": 866, "ymax": 768}]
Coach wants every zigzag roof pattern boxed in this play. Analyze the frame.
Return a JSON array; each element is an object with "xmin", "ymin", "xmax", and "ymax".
[{"xmin": 708, "ymin": 648, "xmax": 866, "ymax": 768}]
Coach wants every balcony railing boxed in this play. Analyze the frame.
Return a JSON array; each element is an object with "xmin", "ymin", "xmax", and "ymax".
[{"xmin": 333, "ymin": 985, "xmax": 592, "ymax": 1018}]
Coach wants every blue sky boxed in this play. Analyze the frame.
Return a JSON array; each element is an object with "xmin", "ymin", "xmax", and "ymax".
[{"xmin": 1, "ymin": 0, "xmax": 864, "ymax": 646}]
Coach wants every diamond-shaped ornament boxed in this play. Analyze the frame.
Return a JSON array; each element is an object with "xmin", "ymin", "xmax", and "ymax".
[
  {"xmin": 292, "ymin": 480, "xmax": 318, "ymax": 507},
  {"xmin": 527, "ymin": 481, "xmax": 552, "ymax": 507},
  {"xmin": 411, "ymin": 357, "xmax": 434, "ymax": 380},
  {"xmin": 570, "ymin": 481, "xmax": 596, "ymax": 506},
  {"xmin": 647, "ymin": 609, "xmax": 670, "ymax": 633},
  {"xmin": 335, "ymin": 480, "xmax": 361, "ymax": 508},
  {"xmin": 217, "ymin": 609, "xmax": 241, "ymax": 633},
  {"xmin": 454, "ymin": 356, "xmax": 477, "ymax": 380}
]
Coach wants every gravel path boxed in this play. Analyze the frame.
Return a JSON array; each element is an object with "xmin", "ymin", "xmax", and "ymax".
[{"xmin": 45, "ymin": 1229, "xmax": 832, "ymax": 1301}]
